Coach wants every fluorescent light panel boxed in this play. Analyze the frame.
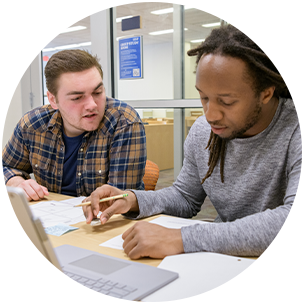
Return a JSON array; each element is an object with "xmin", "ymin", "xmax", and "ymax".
[
  {"xmin": 41, "ymin": 25, "xmax": 86, "ymax": 37},
  {"xmin": 190, "ymin": 39, "xmax": 205, "ymax": 43},
  {"xmin": 149, "ymin": 29, "xmax": 173, "ymax": 35},
  {"xmin": 202, "ymin": 16, "xmax": 253, "ymax": 28},
  {"xmin": 43, "ymin": 42, "xmax": 92, "ymax": 52},
  {"xmin": 149, "ymin": 28, "xmax": 188, "ymax": 36},
  {"xmin": 151, "ymin": 6, "xmax": 193, "ymax": 15},
  {"xmin": 202, "ymin": 22, "xmax": 221, "ymax": 28},
  {"xmin": 40, "ymin": 1, "xmax": 69, "ymax": 10}
]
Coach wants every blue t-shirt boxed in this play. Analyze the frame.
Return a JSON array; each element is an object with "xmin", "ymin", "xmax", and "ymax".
[{"xmin": 61, "ymin": 131, "xmax": 85, "ymax": 196}]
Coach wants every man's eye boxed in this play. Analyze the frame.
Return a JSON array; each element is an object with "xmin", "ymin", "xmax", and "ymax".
[
  {"xmin": 219, "ymin": 99, "xmax": 236, "ymax": 106},
  {"xmin": 71, "ymin": 96, "xmax": 82, "ymax": 101}
]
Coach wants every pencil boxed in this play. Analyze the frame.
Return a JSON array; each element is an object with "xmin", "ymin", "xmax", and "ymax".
[{"xmin": 74, "ymin": 193, "xmax": 128, "ymax": 207}]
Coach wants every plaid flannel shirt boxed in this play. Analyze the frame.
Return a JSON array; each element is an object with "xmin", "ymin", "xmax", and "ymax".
[{"xmin": 2, "ymin": 97, "xmax": 146, "ymax": 196}]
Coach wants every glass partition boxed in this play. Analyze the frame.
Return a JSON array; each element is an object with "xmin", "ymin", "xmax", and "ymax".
[
  {"xmin": 115, "ymin": 3, "xmax": 174, "ymax": 101},
  {"xmin": 40, "ymin": 1, "xmax": 91, "ymax": 104},
  {"xmin": 135, "ymin": 107, "xmax": 175, "ymax": 189},
  {"xmin": 184, "ymin": 9, "xmax": 221, "ymax": 99}
]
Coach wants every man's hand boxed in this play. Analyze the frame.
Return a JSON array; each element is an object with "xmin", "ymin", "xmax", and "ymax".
[
  {"xmin": 82, "ymin": 184, "xmax": 139, "ymax": 225},
  {"xmin": 6, "ymin": 176, "xmax": 49, "ymax": 201},
  {"xmin": 122, "ymin": 222, "xmax": 184, "ymax": 259}
]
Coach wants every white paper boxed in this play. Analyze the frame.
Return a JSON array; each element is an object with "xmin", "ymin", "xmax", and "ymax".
[
  {"xmin": 99, "ymin": 216, "xmax": 205, "ymax": 250},
  {"xmin": 142, "ymin": 252, "xmax": 303, "ymax": 304},
  {"xmin": 30, "ymin": 197, "xmax": 86, "ymax": 228}
]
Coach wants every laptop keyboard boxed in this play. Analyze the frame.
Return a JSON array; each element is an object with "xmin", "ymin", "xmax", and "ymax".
[{"xmin": 63, "ymin": 270, "xmax": 137, "ymax": 298}]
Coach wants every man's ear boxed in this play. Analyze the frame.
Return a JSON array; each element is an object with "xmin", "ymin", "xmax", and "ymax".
[
  {"xmin": 47, "ymin": 91, "xmax": 58, "ymax": 110},
  {"xmin": 261, "ymin": 86, "xmax": 276, "ymax": 105}
]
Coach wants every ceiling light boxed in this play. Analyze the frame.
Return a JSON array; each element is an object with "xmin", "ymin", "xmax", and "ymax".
[
  {"xmin": 202, "ymin": 18, "xmax": 249, "ymax": 28},
  {"xmin": 78, "ymin": 42, "xmax": 91, "ymax": 47},
  {"xmin": 149, "ymin": 29, "xmax": 174, "ymax": 35},
  {"xmin": 41, "ymin": 32, "xmax": 55, "ymax": 37},
  {"xmin": 149, "ymin": 28, "xmax": 187, "ymax": 36},
  {"xmin": 40, "ymin": 1, "xmax": 69, "ymax": 10},
  {"xmin": 61, "ymin": 25, "xmax": 86, "ymax": 33},
  {"xmin": 43, "ymin": 42, "xmax": 91, "ymax": 52},
  {"xmin": 190, "ymin": 39, "xmax": 205, "ymax": 43},
  {"xmin": 202, "ymin": 22, "xmax": 221, "ymax": 28},
  {"xmin": 116, "ymin": 15, "xmax": 133, "ymax": 22},
  {"xmin": 151, "ymin": 8, "xmax": 173, "ymax": 15},
  {"xmin": 43, "ymin": 47, "xmax": 56, "ymax": 52},
  {"xmin": 151, "ymin": 6, "xmax": 192, "ymax": 15},
  {"xmin": 55, "ymin": 44, "xmax": 79, "ymax": 50}
]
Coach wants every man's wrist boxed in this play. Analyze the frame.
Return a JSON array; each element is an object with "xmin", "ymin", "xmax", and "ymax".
[
  {"xmin": 6, "ymin": 176, "xmax": 26, "ymax": 187},
  {"xmin": 126, "ymin": 190, "xmax": 139, "ymax": 212}
]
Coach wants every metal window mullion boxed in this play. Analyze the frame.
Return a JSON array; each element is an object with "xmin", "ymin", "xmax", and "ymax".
[
  {"xmin": 173, "ymin": 4, "xmax": 185, "ymax": 180},
  {"xmin": 17, "ymin": 1, "xmax": 43, "ymax": 113},
  {"xmin": 90, "ymin": 1, "xmax": 114, "ymax": 96}
]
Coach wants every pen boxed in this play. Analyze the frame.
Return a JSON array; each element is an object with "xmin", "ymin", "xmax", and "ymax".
[{"xmin": 74, "ymin": 193, "xmax": 128, "ymax": 207}]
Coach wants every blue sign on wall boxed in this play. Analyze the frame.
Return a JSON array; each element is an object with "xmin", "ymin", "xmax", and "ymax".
[{"xmin": 119, "ymin": 36, "xmax": 143, "ymax": 79}]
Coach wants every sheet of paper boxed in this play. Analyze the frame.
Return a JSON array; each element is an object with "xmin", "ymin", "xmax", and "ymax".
[
  {"xmin": 99, "ymin": 216, "xmax": 206, "ymax": 250},
  {"xmin": 44, "ymin": 223, "xmax": 79, "ymax": 236},
  {"xmin": 30, "ymin": 196, "xmax": 86, "ymax": 228},
  {"xmin": 142, "ymin": 252, "xmax": 303, "ymax": 304}
]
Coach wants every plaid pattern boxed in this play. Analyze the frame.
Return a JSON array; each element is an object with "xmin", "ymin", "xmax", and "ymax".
[{"xmin": 2, "ymin": 97, "xmax": 146, "ymax": 196}]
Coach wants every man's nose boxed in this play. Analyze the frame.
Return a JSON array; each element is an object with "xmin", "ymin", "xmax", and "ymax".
[
  {"xmin": 204, "ymin": 100, "xmax": 223, "ymax": 123},
  {"xmin": 84, "ymin": 95, "xmax": 97, "ymax": 110}
]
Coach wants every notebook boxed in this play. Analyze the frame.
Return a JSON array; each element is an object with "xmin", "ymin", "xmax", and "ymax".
[{"xmin": 1, "ymin": 186, "xmax": 178, "ymax": 303}]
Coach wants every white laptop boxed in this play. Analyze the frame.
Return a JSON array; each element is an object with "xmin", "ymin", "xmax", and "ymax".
[{"xmin": 1, "ymin": 186, "xmax": 178, "ymax": 303}]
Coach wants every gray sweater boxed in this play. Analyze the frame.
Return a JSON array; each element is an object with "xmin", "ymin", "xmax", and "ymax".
[{"xmin": 129, "ymin": 98, "xmax": 302, "ymax": 257}]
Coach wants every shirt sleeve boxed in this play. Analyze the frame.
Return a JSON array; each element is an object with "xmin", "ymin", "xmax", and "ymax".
[
  {"xmin": 181, "ymin": 125, "xmax": 302, "ymax": 257},
  {"xmin": 107, "ymin": 121, "xmax": 146, "ymax": 190},
  {"xmin": 125, "ymin": 129, "xmax": 207, "ymax": 218},
  {"xmin": 2, "ymin": 122, "xmax": 32, "ymax": 183},
  {"xmin": 127, "ymin": 123, "xmax": 302, "ymax": 257}
]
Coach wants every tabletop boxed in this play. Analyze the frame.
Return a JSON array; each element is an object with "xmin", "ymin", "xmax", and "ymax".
[
  {"xmin": 34, "ymin": 193, "xmax": 164, "ymax": 267},
  {"xmin": 34, "ymin": 193, "xmax": 256, "ymax": 268}
]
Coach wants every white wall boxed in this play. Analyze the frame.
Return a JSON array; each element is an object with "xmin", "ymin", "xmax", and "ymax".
[
  {"xmin": 118, "ymin": 42, "xmax": 173, "ymax": 100},
  {"xmin": 1, "ymin": 1, "xmax": 22, "ymax": 151}
]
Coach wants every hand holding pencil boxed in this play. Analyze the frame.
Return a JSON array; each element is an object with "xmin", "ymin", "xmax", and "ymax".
[
  {"xmin": 80, "ymin": 185, "xmax": 139, "ymax": 225},
  {"xmin": 74, "ymin": 193, "xmax": 128, "ymax": 207}
]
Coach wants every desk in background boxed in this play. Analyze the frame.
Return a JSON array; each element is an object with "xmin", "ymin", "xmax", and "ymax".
[{"xmin": 143, "ymin": 122, "xmax": 174, "ymax": 171}]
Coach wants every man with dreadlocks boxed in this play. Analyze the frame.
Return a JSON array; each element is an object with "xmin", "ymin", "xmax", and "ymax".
[{"xmin": 83, "ymin": 25, "xmax": 301, "ymax": 259}]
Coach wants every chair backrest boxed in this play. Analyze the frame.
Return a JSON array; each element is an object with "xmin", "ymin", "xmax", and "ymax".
[{"xmin": 143, "ymin": 160, "xmax": 160, "ymax": 191}]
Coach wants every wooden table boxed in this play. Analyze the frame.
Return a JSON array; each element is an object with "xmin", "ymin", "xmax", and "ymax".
[
  {"xmin": 35, "ymin": 193, "xmax": 256, "ymax": 268},
  {"xmin": 35, "ymin": 193, "xmax": 164, "ymax": 267}
]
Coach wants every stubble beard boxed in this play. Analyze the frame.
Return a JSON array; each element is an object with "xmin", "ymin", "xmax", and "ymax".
[{"xmin": 223, "ymin": 101, "xmax": 262, "ymax": 140}]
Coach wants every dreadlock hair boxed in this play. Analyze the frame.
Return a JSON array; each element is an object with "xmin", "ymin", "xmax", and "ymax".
[{"xmin": 187, "ymin": 24, "xmax": 291, "ymax": 184}]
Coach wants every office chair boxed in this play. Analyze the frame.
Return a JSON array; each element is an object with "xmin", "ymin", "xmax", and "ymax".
[{"xmin": 143, "ymin": 160, "xmax": 160, "ymax": 191}]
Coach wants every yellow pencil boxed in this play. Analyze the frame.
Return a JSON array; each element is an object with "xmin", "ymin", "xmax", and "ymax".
[{"xmin": 74, "ymin": 193, "xmax": 128, "ymax": 207}]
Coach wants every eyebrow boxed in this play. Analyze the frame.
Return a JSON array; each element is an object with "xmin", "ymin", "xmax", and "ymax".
[
  {"xmin": 66, "ymin": 82, "xmax": 104, "ymax": 96},
  {"xmin": 195, "ymin": 86, "xmax": 238, "ymax": 97}
]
